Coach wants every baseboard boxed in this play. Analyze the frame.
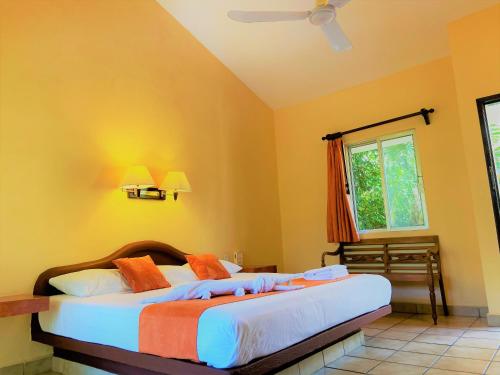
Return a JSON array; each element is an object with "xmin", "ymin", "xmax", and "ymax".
[
  {"xmin": 52, "ymin": 357, "xmax": 112, "ymax": 375},
  {"xmin": 0, "ymin": 356, "xmax": 52, "ymax": 375},
  {"xmin": 276, "ymin": 331, "xmax": 364, "ymax": 375},
  {"xmin": 0, "ymin": 356, "xmax": 113, "ymax": 375},
  {"xmin": 391, "ymin": 302, "xmax": 488, "ymax": 317},
  {"xmin": 487, "ymin": 313, "xmax": 500, "ymax": 326}
]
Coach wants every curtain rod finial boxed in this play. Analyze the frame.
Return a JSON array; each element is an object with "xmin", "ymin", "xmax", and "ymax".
[
  {"xmin": 322, "ymin": 132, "xmax": 343, "ymax": 141},
  {"xmin": 420, "ymin": 108, "xmax": 435, "ymax": 125}
]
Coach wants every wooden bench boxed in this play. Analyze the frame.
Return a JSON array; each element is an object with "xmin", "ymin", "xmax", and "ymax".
[{"xmin": 322, "ymin": 236, "xmax": 448, "ymax": 324}]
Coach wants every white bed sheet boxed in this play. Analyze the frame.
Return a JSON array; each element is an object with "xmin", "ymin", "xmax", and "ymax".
[{"xmin": 39, "ymin": 273, "xmax": 391, "ymax": 368}]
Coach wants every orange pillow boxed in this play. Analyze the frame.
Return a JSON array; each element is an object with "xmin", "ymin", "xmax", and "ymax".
[
  {"xmin": 186, "ymin": 254, "xmax": 231, "ymax": 280},
  {"xmin": 113, "ymin": 255, "xmax": 170, "ymax": 293}
]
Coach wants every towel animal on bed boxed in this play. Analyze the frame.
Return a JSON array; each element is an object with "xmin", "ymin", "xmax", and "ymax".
[
  {"xmin": 142, "ymin": 274, "xmax": 303, "ymax": 304},
  {"xmin": 142, "ymin": 266, "xmax": 350, "ymax": 304}
]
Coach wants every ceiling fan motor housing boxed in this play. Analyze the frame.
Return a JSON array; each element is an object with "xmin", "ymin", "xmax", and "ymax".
[{"xmin": 309, "ymin": 5, "xmax": 335, "ymax": 26}]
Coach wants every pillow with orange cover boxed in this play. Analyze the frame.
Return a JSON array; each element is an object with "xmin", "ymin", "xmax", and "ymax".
[
  {"xmin": 186, "ymin": 254, "xmax": 231, "ymax": 280},
  {"xmin": 113, "ymin": 255, "xmax": 170, "ymax": 293}
]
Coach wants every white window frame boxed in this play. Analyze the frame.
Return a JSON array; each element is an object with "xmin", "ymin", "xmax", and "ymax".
[{"xmin": 345, "ymin": 129, "xmax": 429, "ymax": 233}]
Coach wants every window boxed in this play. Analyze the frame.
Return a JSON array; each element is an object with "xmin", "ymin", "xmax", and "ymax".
[
  {"xmin": 477, "ymin": 93, "xmax": 500, "ymax": 249},
  {"xmin": 346, "ymin": 130, "xmax": 428, "ymax": 232}
]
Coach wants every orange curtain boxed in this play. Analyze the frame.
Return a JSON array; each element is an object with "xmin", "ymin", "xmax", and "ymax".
[{"xmin": 327, "ymin": 138, "xmax": 360, "ymax": 243}]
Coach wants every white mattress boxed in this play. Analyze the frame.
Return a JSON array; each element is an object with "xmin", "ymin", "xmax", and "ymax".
[{"xmin": 39, "ymin": 273, "xmax": 391, "ymax": 368}]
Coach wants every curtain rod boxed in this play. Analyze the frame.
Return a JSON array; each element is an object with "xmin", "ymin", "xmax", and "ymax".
[{"xmin": 321, "ymin": 108, "xmax": 435, "ymax": 141}]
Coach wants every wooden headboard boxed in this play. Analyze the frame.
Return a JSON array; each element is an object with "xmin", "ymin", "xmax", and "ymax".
[{"xmin": 33, "ymin": 240, "xmax": 189, "ymax": 297}]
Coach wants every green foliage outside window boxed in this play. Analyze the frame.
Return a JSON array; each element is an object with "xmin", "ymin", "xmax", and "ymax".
[
  {"xmin": 382, "ymin": 137, "xmax": 425, "ymax": 228},
  {"xmin": 348, "ymin": 132, "xmax": 427, "ymax": 232},
  {"xmin": 350, "ymin": 145, "xmax": 386, "ymax": 230}
]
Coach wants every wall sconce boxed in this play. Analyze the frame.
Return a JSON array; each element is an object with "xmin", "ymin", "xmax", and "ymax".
[
  {"xmin": 121, "ymin": 167, "xmax": 191, "ymax": 201},
  {"xmin": 121, "ymin": 166, "xmax": 166, "ymax": 200},
  {"xmin": 161, "ymin": 171, "xmax": 191, "ymax": 201}
]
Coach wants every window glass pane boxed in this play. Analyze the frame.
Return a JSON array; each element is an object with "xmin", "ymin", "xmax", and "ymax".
[
  {"xmin": 350, "ymin": 142, "xmax": 387, "ymax": 230},
  {"xmin": 381, "ymin": 135, "xmax": 425, "ymax": 228},
  {"xmin": 485, "ymin": 101, "xmax": 500, "ymax": 190},
  {"xmin": 480, "ymin": 98, "xmax": 500, "ymax": 249}
]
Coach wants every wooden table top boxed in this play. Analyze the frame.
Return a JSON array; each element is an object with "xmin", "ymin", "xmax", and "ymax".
[{"xmin": 0, "ymin": 294, "xmax": 49, "ymax": 317}]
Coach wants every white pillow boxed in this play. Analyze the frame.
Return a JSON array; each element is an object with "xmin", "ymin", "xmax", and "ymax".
[
  {"xmin": 49, "ymin": 269, "xmax": 130, "ymax": 297},
  {"xmin": 158, "ymin": 265, "xmax": 197, "ymax": 285},
  {"xmin": 182, "ymin": 260, "xmax": 242, "ymax": 275},
  {"xmin": 220, "ymin": 260, "xmax": 242, "ymax": 274}
]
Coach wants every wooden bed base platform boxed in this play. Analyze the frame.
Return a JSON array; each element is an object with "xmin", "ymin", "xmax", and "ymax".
[{"xmin": 31, "ymin": 240, "xmax": 391, "ymax": 375}]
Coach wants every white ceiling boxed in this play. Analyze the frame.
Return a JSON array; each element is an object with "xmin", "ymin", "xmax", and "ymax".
[{"xmin": 157, "ymin": 0, "xmax": 500, "ymax": 108}]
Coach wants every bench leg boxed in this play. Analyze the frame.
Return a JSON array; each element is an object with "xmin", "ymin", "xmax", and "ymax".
[
  {"xmin": 427, "ymin": 275, "xmax": 437, "ymax": 325},
  {"xmin": 439, "ymin": 274, "xmax": 449, "ymax": 316},
  {"xmin": 426, "ymin": 253, "xmax": 438, "ymax": 324},
  {"xmin": 425, "ymin": 254, "xmax": 438, "ymax": 325}
]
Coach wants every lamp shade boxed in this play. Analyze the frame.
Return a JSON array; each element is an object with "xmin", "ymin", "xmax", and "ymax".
[
  {"xmin": 161, "ymin": 171, "xmax": 191, "ymax": 192},
  {"xmin": 121, "ymin": 166, "xmax": 155, "ymax": 189}
]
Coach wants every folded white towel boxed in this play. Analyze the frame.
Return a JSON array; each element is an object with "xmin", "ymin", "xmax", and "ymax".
[{"xmin": 304, "ymin": 265, "xmax": 348, "ymax": 281}]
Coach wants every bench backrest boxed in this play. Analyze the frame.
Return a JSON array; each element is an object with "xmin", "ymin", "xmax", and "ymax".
[{"xmin": 338, "ymin": 236, "xmax": 441, "ymax": 276}]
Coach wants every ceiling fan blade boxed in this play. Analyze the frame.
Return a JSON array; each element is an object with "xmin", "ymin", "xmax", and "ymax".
[
  {"xmin": 329, "ymin": 0, "xmax": 351, "ymax": 8},
  {"xmin": 227, "ymin": 10, "xmax": 310, "ymax": 23},
  {"xmin": 321, "ymin": 19, "xmax": 352, "ymax": 51}
]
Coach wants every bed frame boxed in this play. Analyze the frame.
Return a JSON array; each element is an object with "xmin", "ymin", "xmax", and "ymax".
[{"xmin": 32, "ymin": 240, "xmax": 391, "ymax": 375}]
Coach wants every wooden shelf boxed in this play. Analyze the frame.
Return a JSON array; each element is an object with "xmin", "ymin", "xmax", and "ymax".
[
  {"xmin": 241, "ymin": 265, "xmax": 277, "ymax": 273},
  {"xmin": 0, "ymin": 294, "xmax": 49, "ymax": 317}
]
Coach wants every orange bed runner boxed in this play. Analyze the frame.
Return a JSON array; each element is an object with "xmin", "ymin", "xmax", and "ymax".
[{"xmin": 139, "ymin": 275, "xmax": 355, "ymax": 362}]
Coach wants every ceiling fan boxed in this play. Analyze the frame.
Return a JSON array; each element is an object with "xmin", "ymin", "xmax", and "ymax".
[{"xmin": 227, "ymin": 0, "xmax": 352, "ymax": 52}]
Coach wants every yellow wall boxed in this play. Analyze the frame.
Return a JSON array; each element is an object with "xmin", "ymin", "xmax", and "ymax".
[
  {"xmin": 1, "ymin": 0, "xmax": 499, "ymax": 368},
  {"xmin": 274, "ymin": 57, "xmax": 487, "ymax": 307},
  {"xmin": 0, "ymin": 0, "xmax": 283, "ymax": 366},
  {"xmin": 448, "ymin": 5, "xmax": 500, "ymax": 321}
]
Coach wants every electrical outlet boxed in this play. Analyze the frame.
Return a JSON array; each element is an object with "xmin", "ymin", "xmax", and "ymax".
[{"xmin": 233, "ymin": 250, "xmax": 244, "ymax": 266}]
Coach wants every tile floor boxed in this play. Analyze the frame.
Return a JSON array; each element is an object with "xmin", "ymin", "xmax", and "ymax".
[{"xmin": 314, "ymin": 313, "xmax": 500, "ymax": 375}]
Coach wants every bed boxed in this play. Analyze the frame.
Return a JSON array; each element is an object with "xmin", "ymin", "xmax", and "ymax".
[{"xmin": 32, "ymin": 240, "xmax": 392, "ymax": 375}]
